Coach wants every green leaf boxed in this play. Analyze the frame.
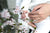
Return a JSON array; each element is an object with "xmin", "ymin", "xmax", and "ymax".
[
  {"xmin": 30, "ymin": 20, "xmax": 34, "ymax": 22},
  {"xmin": 13, "ymin": 14, "xmax": 18, "ymax": 22},
  {"xmin": 0, "ymin": 28, "xmax": 2, "ymax": 32},
  {"xmin": 0, "ymin": 17, "xmax": 8, "ymax": 23},
  {"xmin": 8, "ymin": 11, "xmax": 19, "ymax": 22},
  {"xmin": 34, "ymin": 27, "xmax": 36, "ymax": 30},
  {"xmin": 3, "ymin": 25, "xmax": 15, "ymax": 33},
  {"xmin": 0, "ymin": 23, "xmax": 2, "ymax": 26},
  {"xmin": 26, "ymin": 18, "xmax": 29, "ymax": 20},
  {"xmin": 18, "ymin": 30, "xmax": 22, "ymax": 33},
  {"xmin": 13, "ymin": 24, "xmax": 16, "ymax": 25},
  {"xmin": 19, "ymin": 23, "xmax": 22, "ymax": 25},
  {"xmin": 21, "ymin": 6, "xmax": 24, "ymax": 9},
  {"xmin": 8, "ymin": 11, "xmax": 14, "ymax": 15},
  {"xmin": 13, "ymin": 14, "xmax": 18, "ymax": 18}
]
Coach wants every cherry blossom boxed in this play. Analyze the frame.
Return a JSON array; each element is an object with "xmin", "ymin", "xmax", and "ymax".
[{"xmin": 1, "ymin": 9, "xmax": 11, "ymax": 19}]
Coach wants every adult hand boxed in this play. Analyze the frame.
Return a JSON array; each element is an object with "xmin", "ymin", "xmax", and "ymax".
[
  {"xmin": 28, "ymin": 3, "xmax": 50, "ymax": 23},
  {"xmin": 21, "ymin": 10, "xmax": 36, "ymax": 28}
]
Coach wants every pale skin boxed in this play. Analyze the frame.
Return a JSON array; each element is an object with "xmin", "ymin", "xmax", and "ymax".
[{"xmin": 22, "ymin": 3, "xmax": 50, "ymax": 27}]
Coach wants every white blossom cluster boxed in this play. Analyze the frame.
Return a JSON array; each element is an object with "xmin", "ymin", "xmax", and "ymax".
[
  {"xmin": 1, "ymin": 9, "xmax": 11, "ymax": 19},
  {"xmin": 1, "ymin": 9, "xmax": 16, "ymax": 28}
]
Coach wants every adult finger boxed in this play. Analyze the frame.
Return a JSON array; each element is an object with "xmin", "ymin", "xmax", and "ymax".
[
  {"xmin": 29, "ymin": 15, "xmax": 39, "ymax": 18},
  {"xmin": 28, "ymin": 22, "xmax": 36, "ymax": 28},
  {"xmin": 32, "ymin": 4, "xmax": 45, "ymax": 12},
  {"xmin": 30, "ymin": 11, "xmax": 39, "ymax": 15},
  {"xmin": 33, "ymin": 18, "xmax": 45, "ymax": 23}
]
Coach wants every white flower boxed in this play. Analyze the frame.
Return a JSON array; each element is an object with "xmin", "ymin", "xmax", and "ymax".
[
  {"xmin": 12, "ymin": 6, "xmax": 21, "ymax": 14},
  {"xmin": 12, "ymin": 10, "xmax": 18, "ymax": 14},
  {"xmin": 1, "ymin": 20, "xmax": 15, "ymax": 28},
  {"xmin": 1, "ymin": 9, "xmax": 11, "ymax": 19},
  {"xmin": 1, "ymin": 25, "xmax": 4, "ymax": 29},
  {"xmin": 6, "ymin": 20, "xmax": 15, "ymax": 25}
]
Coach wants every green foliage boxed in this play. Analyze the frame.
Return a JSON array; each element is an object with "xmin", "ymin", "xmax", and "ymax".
[
  {"xmin": 30, "ymin": 20, "xmax": 34, "ymax": 22},
  {"xmin": 18, "ymin": 30, "xmax": 22, "ymax": 33},
  {"xmin": 34, "ymin": 27, "xmax": 36, "ymax": 30},
  {"xmin": 8, "ymin": 11, "xmax": 19, "ymax": 22},
  {"xmin": 0, "ymin": 23, "xmax": 2, "ymax": 26},
  {"xmin": 0, "ymin": 10, "xmax": 19, "ymax": 33},
  {"xmin": 19, "ymin": 23, "xmax": 22, "ymax": 25},
  {"xmin": 3, "ymin": 25, "xmax": 16, "ymax": 33},
  {"xmin": 0, "ymin": 16, "xmax": 9, "ymax": 23},
  {"xmin": 0, "ymin": 28, "xmax": 2, "ymax": 32},
  {"xmin": 8, "ymin": 11, "xmax": 14, "ymax": 16},
  {"xmin": 13, "ymin": 14, "xmax": 18, "ymax": 22},
  {"xmin": 21, "ymin": 6, "xmax": 24, "ymax": 9},
  {"xmin": 26, "ymin": 18, "xmax": 29, "ymax": 20}
]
